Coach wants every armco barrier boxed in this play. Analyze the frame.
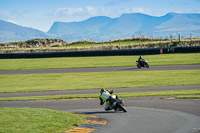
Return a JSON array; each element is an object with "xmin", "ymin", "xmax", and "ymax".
[
  {"xmin": 0, "ymin": 48, "xmax": 162, "ymax": 59},
  {"xmin": 0, "ymin": 46, "xmax": 199, "ymax": 59},
  {"xmin": 174, "ymin": 46, "xmax": 200, "ymax": 53}
]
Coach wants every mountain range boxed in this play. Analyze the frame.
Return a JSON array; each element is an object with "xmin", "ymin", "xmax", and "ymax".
[
  {"xmin": 0, "ymin": 20, "xmax": 47, "ymax": 42},
  {"xmin": 1, "ymin": 12, "xmax": 200, "ymax": 42}
]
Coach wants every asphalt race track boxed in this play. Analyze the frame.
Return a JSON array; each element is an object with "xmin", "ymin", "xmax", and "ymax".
[
  {"xmin": 0, "ymin": 64, "xmax": 200, "ymax": 133},
  {"xmin": 72, "ymin": 107, "xmax": 200, "ymax": 133},
  {"xmin": 0, "ymin": 64, "xmax": 199, "ymax": 75},
  {"xmin": 1, "ymin": 97, "xmax": 200, "ymax": 133}
]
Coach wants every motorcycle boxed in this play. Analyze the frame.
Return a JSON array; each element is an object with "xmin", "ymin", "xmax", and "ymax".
[
  {"xmin": 109, "ymin": 95, "xmax": 127, "ymax": 112},
  {"xmin": 136, "ymin": 59, "xmax": 149, "ymax": 68}
]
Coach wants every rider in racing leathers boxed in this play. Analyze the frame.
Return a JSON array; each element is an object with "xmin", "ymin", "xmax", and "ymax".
[
  {"xmin": 138, "ymin": 56, "xmax": 143, "ymax": 62},
  {"xmin": 99, "ymin": 89, "xmax": 114, "ymax": 111}
]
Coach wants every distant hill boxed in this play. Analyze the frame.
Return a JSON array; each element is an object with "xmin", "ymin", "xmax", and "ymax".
[
  {"xmin": 155, "ymin": 13, "xmax": 200, "ymax": 32},
  {"xmin": 1, "ymin": 12, "xmax": 200, "ymax": 42},
  {"xmin": 0, "ymin": 20, "xmax": 47, "ymax": 42},
  {"xmin": 48, "ymin": 12, "xmax": 200, "ymax": 42}
]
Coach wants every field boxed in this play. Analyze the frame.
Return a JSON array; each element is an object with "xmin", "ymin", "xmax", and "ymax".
[
  {"xmin": 0, "ymin": 70, "xmax": 200, "ymax": 93},
  {"xmin": 0, "ymin": 53, "xmax": 200, "ymax": 133},
  {"xmin": 0, "ymin": 53, "xmax": 200, "ymax": 70},
  {"xmin": 0, "ymin": 107, "xmax": 85, "ymax": 133},
  {"xmin": 0, "ymin": 53, "xmax": 200, "ymax": 95},
  {"xmin": 1, "ymin": 89, "xmax": 199, "ymax": 101}
]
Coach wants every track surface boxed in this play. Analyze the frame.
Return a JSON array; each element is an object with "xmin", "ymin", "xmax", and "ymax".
[
  {"xmin": 0, "ymin": 64, "xmax": 200, "ymax": 133},
  {"xmin": 1, "ymin": 97, "xmax": 200, "ymax": 133},
  {"xmin": 0, "ymin": 64, "xmax": 199, "ymax": 75},
  {"xmin": 73, "ymin": 107, "xmax": 200, "ymax": 133}
]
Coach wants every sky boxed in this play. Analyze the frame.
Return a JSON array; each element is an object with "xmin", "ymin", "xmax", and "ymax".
[{"xmin": 0, "ymin": 0, "xmax": 200, "ymax": 32}]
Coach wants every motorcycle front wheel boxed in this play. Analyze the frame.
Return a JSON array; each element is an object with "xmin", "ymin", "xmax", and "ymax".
[
  {"xmin": 116, "ymin": 103, "xmax": 127, "ymax": 112},
  {"xmin": 137, "ymin": 63, "xmax": 141, "ymax": 69}
]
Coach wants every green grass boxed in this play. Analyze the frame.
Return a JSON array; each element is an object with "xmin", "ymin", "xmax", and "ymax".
[
  {"xmin": 0, "ymin": 107, "xmax": 85, "ymax": 133},
  {"xmin": 57, "ymin": 38, "xmax": 200, "ymax": 48},
  {"xmin": 67, "ymin": 39, "xmax": 168, "ymax": 48},
  {"xmin": 0, "ymin": 53, "xmax": 199, "ymax": 70},
  {"xmin": 176, "ymin": 95, "xmax": 200, "ymax": 99},
  {"xmin": 0, "ymin": 70, "xmax": 199, "ymax": 93},
  {"xmin": 0, "ymin": 90, "xmax": 199, "ymax": 101},
  {"xmin": 1, "ymin": 52, "xmax": 199, "ymax": 133},
  {"xmin": 117, "ymin": 89, "xmax": 200, "ymax": 98}
]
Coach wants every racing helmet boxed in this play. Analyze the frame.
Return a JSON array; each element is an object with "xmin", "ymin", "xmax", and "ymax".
[{"xmin": 100, "ymin": 89, "xmax": 105, "ymax": 94}]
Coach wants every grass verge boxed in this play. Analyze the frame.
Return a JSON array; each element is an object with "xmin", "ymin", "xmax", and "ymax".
[
  {"xmin": 0, "ymin": 107, "xmax": 85, "ymax": 133},
  {"xmin": 0, "ymin": 90, "xmax": 199, "ymax": 101},
  {"xmin": 0, "ymin": 70, "xmax": 199, "ymax": 93},
  {"xmin": 176, "ymin": 95, "xmax": 200, "ymax": 99},
  {"xmin": 0, "ymin": 53, "xmax": 199, "ymax": 70}
]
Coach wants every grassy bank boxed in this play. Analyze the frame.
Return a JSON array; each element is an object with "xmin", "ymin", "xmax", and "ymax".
[
  {"xmin": 0, "ymin": 89, "xmax": 199, "ymax": 101},
  {"xmin": 0, "ymin": 107, "xmax": 85, "ymax": 133},
  {"xmin": 0, "ymin": 70, "xmax": 199, "ymax": 93},
  {"xmin": 0, "ymin": 53, "xmax": 199, "ymax": 70}
]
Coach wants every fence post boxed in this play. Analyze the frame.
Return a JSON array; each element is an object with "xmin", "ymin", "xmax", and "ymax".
[{"xmin": 179, "ymin": 34, "xmax": 181, "ymax": 42}]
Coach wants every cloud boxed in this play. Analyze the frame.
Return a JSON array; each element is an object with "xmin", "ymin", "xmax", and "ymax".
[
  {"xmin": 7, "ymin": 20, "xmax": 17, "ymax": 24},
  {"xmin": 133, "ymin": 8, "xmax": 152, "ymax": 14},
  {"xmin": 105, "ymin": 0, "xmax": 132, "ymax": 6},
  {"xmin": 0, "ymin": 9, "xmax": 31, "ymax": 22},
  {"xmin": 116, "ymin": 7, "xmax": 153, "ymax": 16},
  {"xmin": 52, "ymin": 6, "xmax": 109, "ymax": 21},
  {"xmin": 0, "ymin": 10, "xmax": 18, "ymax": 24},
  {"xmin": 86, "ymin": 6, "xmax": 97, "ymax": 15},
  {"xmin": 53, "ymin": 6, "xmax": 106, "ymax": 17},
  {"xmin": 0, "ymin": 10, "xmax": 11, "ymax": 16},
  {"xmin": 53, "ymin": 7, "xmax": 84, "ymax": 16}
]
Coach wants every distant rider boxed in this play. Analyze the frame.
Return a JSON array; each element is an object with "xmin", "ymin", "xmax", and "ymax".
[
  {"xmin": 138, "ymin": 56, "xmax": 143, "ymax": 62},
  {"xmin": 99, "ymin": 89, "xmax": 114, "ymax": 111},
  {"xmin": 138, "ymin": 56, "xmax": 145, "ymax": 62}
]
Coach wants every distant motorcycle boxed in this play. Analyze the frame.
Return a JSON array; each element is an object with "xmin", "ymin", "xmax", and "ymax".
[
  {"xmin": 109, "ymin": 95, "xmax": 127, "ymax": 112},
  {"xmin": 136, "ymin": 59, "xmax": 149, "ymax": 68}
]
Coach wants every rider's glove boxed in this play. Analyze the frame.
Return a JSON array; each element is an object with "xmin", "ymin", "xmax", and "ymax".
[
  {"xmin": 106, "ymin": 96, "xmax": 111, "ymax": 102},
  {"xmin": 109, "ymin": 90, "xmax": 114, "ymax": 94}
]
